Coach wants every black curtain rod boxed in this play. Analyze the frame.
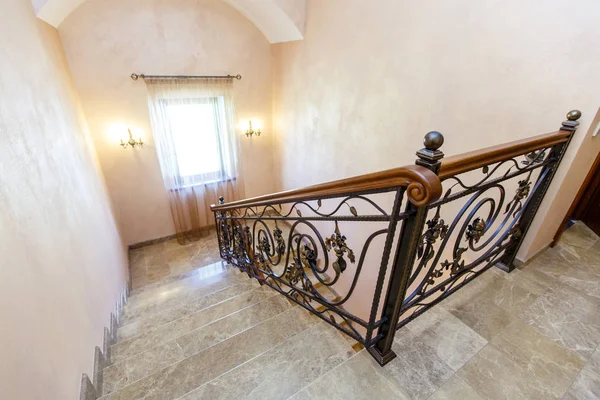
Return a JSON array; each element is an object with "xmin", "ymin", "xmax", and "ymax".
[{"xmin": 130, "ymin": 73, "xmax": 242, "ymax": 80}]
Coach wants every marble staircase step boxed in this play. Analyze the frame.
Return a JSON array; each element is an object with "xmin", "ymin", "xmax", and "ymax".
[
  {"xmin": 120, "ymin": 268, "xmax": 250, "ymax": 327},
  {"xmin": 129, "ymin": 260, "xmax": 231, "ymax": 298},
  {"xmin": 178, "ymin": 322, "xmax": 355, "ymax": 400},
  {"xmin": 117, "ymin": 279, "xmax": 259, "ymax": 342},
  {"xmin": 100, "ymin": 306, "xmax": 320, "ymax": 400},
  {"xmin": 125, "ymin": 262, "xmax": 239, "ymax": 312},
  {"xmin": 103, "ymin": 294, "xmax": 291, "ymax": 394},
  {"xmin": 110, "ymin": 285, "xmax": 275, "ymax": 363},
  {"xmin": 116, "ymin": 279, "xmax": 260, "ymax": 343}
]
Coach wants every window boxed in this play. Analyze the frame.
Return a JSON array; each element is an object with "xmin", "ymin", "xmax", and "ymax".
[{"xmin": 162, "ymin": 97, "xmax": 229, "ymax": 185}]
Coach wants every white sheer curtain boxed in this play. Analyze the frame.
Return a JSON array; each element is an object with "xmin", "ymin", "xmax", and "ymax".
[{"xmin": 145, "ymin": 78, "xmax": 244, "ymax": 244}]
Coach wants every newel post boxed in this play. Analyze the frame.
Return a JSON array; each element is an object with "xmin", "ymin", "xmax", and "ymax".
[
  {"xmin": 214, "ymin": 196, "xmax": 226, "ymax": 258},
  {"xmin": 496, "ymin": 110, "xmax": 581, "ymax": 272},
  {"xmin": 368, "ymin": 132, "xmax": 444, "ymax": 365}
]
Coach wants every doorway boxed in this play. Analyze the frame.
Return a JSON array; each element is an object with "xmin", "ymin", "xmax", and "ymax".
[{"xmin": 553, "ymin": 148, "xmax": 600, "ymax": 244}]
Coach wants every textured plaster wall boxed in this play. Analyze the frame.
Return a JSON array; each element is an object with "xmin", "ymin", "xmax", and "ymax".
[
  {"xmin": 0, "ymin": 1, "xmax": 128, "ymax": 398},
  {"xmin": 272, "ymin": 0, "xmax": 600, "ymax": 261},
  {"xmin": 58, "ymin": 0, "xmax": 275, "ymax": 245}
]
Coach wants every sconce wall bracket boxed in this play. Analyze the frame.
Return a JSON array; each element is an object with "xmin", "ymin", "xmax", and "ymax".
[
  {"xmin": 245, "ymin": 120, "xmax": 261, "ymax": 138},
  {"xmin": 121, "ymin": 129, "xmax": 144, "ymax": 149}
]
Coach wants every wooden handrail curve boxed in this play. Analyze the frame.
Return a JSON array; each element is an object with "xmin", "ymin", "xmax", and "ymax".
[{"xmin": 211, "ymin": 165, "xmax": 443, "ymax": 211}]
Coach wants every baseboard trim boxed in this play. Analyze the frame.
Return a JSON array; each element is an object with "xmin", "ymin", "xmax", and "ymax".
[
  {"xmin": 128, "ymin": 226, "xmax": 215, "ymax": 250},
  {"xmin": 79, "ymin": 285, "xmax": 128, "ymax": 399},
  {"xmin": 515, "ymin": 242, "xmax": 551, "ymax": 269}
]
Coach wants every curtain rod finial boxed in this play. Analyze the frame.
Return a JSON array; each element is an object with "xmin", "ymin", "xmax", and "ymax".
[
  {"xmin": 236, "ymin": 74, "xmax": 242, "ymax": 80},
  {"xmin": 131, "ymin": 73, "xmax": 139, "ymax": 80}
]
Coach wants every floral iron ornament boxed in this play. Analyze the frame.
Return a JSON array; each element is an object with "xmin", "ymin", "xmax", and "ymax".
[
  {"xmin": 417, "ymin": 208, "xmax": 448, "ymax": 262},
  {"xmin": 466, "ymin": 217, "xmax": 486, "ymax": 244},
  {"xmin": 505, "ymin": 178, "xmax": 532, "ymax": 217},
  {"xmin": 325, "ymin": 221, "xmax": 356, "ymax": 274},
  {"xmin": 273, "ymin": 227, "xmax": 286, "ymax": 255}
]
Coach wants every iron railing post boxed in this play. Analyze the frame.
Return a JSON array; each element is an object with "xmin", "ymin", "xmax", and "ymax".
[
  {"xmin": 496, "ymin": 110, "xmax": 581, "ymax": 272},
  {"xmin": 214, "ymin": 196, "xmax": 227, "ymax": 259},
  {"xmin": 368, "ymin": 132, "xmax": 445, "ymax": 365}
]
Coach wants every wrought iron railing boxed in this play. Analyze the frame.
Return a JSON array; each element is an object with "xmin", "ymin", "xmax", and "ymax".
[{"xmin": 211, "ymin": 110, "xmax": 581, "ymax": 365}]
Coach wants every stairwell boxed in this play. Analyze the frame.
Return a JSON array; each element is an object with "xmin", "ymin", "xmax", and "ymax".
[
  {"xmin": 88, "ymin": 220, "xmax": 600, "ymax": 400},
  {"xmin": 96, "ymin": 231, "xmax": 365, "ymax": 400}
]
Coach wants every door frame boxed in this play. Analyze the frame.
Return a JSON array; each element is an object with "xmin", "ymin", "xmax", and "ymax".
[{"xmin": 552, "ymin": 148, "xmax": 600, "ymax": 246}]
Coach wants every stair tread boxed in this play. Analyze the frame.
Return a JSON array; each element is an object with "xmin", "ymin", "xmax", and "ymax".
[
  {"xmin": 120, "ymin": 268, "xmax": 249, "ymax": 326},
  {"xmin": 101, "ymin": 306, "xmax": 320, "ymax": 400},
  {"xmin": 125, "ymin": 262, "xmax": 237, "ymax": 311},
  {"xmin": 117, "ymin": 280, "xmax": 259, "ymax": 342},
  {"xmin": 178, "ymin": 322, "xmax": 354, "ymax": 400},
  {"xmin": 103, "ymin": 294, "xmax": 292, "ymax": 394},
  {"xmin": 110, "ymin": 285, "xmax": 275, "ymax": 363}
]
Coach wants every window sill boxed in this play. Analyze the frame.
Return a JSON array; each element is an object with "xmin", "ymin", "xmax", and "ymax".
[{"xmin": 171, "ymin": 177, "xmax": 236, "ymax": 192}]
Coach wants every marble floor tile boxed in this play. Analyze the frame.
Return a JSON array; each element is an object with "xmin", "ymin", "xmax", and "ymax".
[
  {"xmin": 518, "ymin": 284, "xmax": 600, "ymax": 359},
  {"xmin": 406, "ymin": 305, "xmax": 487, "ymax": 371},
  {"xmin": 111, "ymin": 286, "xmax": 276, "ymax": 362},
  {"xmin": 117, "ymin": 280, "xmax": 259, "ymax": 341},
  {"xmin": 289, "ymin": 350, "xmax": 411, "ymax": 400},
  {"xmin": 129, "ymin": 229, "xmax": 222, "ymax": 290},
  {"xmin": 371, "ymin": 327, "xmax": 454, "ymax": 399},
  {"xmin": 103, "ymin": 307, "xmax": 318, "ymax": 400},
  {"xmin": 520, "ymin": 247, "xmax": 574, "ymax": 279},
  {"xmin": 443, "ymin": 280, "xmax": 516, "ymax": 341},
  {"xmin": 146, "ymin": 263, "xmax": 171, "ymax": 283},
  {"xmin": 445, "ymin": 268, "xmax": 539, "ymax": 316},
  {"xmin": 429, "ymin": 375, "xmax": 482, "ymax": 400},
  {"xmin": 180, "ymin": 322, "xmax": 354, "ymax": 400},
  {"xmin": 489, "ymin": 319, "xmax": 584, "ymax": 398},
  {"xmin": 130, "ymin": 261, "xmax": 227, "ymax": 297},
  {"xmin": 104, "ymin": 295, "xmax": 291, "ymax": 394},
  {"xmin": 458, "ymin": 344, "xmax": 563, "ymax": 399},
  {"xmin": 508, "ymin": 264, "xmax": 566, "ymax": 296},
  {"xmin": 563, "ymin": 346, "xmax": 600, "ymax": 400},
  {"xmin": 556, "ymin": 265, "xmax": 600, "ymax": 300},
  {"xmin": 560, "ymin": 221, "xmax": 599, "ymax": 254}
]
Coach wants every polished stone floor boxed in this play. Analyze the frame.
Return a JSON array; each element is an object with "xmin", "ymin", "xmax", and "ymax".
[
  {"xmin": 129, "ymin": 230, "xmax": 221, "ymax": 289},
  {"xmin": 101, "ymin": 221, "xmax": 600, "ymax": 399}
]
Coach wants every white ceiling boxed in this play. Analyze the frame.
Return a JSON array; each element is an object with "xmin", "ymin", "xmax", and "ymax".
[{"xmin": 34, "ymin": 0, "xmax": 305, "ymax": 43}]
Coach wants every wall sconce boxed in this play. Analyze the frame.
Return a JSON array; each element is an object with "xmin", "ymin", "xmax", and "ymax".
[
  {"xmin": 120, "ymin": 129, "xmax": 144, "ymax": 149},
  {"xmin": 245, "ymin": 120, "xmax": 261, "ymax": 138}
]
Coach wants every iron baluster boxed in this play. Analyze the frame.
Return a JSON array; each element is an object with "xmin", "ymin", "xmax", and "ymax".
[{"xmin": 368, "ymin": 132, "xmax": 445, "ymax": 365}]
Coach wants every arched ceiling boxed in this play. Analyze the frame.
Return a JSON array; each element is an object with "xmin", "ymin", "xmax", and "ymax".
[{"xmin": 34, "ymin": 0, "xmax": 305, "ymax": 43}]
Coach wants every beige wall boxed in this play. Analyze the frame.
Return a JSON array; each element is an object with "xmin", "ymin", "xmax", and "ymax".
[
  {"xmin": 0, "ymin": 1, "xmax": 128, "ymax": 398},
  {"xmin": 58, "ymin": 0, "xmax": 275, "ymax": 245},
  {"xmin": 272, "ymin": 0, "xmax": 600, "ymax": 261}
]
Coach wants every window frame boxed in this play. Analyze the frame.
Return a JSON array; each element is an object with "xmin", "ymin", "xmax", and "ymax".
[{"xmin": 159, "ymin": 96, "xmax": 230, "ymax": 186}]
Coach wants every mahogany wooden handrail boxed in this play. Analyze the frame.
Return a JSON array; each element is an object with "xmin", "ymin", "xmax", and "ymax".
[
  {"xmin": 438, "ymin": 130, "xmax": 572, "ymax": 179},
  {"xmin": 211, "ymin": 165, "xmax": 443, "ymax": 211},
  {"xmin": 213, "ymin": 116, "xmax": 578, "ymax": 213}
]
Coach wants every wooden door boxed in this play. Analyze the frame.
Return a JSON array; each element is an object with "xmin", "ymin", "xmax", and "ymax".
[
  {"xmin": 553, "ymin": 150, "xmax": 600, "ymax": 245},
  {"xmin": 575, "ymin": 163, "xmax": 600, "ymax": 236}
]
